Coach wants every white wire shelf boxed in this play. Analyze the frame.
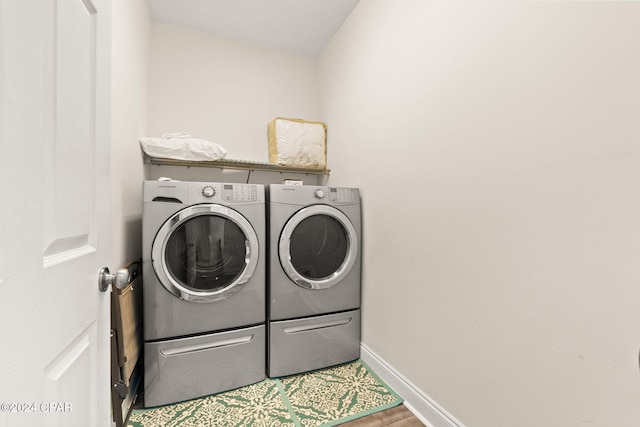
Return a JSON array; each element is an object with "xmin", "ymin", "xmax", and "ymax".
[{"xmin": 143, "ymin": 154, "xmax": 330, "ymax": 175}]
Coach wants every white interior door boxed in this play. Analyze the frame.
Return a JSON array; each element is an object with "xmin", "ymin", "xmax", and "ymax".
[{"xmin": 0, "ymin": 0, "xmax": 111, "ymax": 426}]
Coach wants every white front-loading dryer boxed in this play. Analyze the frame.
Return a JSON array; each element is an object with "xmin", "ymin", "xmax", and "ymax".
[
  {"xmin": 267, "ymin": 184, "xmax": 362, "ymax": 377},
  {"xmin": 142, "ymin": 180, "xmax": 265, "ymax": 407}
]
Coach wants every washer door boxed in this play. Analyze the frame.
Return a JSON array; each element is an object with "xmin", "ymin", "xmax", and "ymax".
[
  {"xmin": 152, "ymin": 204, "xmax": 259, "ymax": 302},
  {"xmin": 279, "ymin": 205, "xmax": 357, "ymax": 290}
]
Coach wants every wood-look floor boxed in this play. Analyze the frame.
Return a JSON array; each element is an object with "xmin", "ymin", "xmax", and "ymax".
[{"xmin": 339, "ymin": 405, "xmax": 424, "ymax": 427}]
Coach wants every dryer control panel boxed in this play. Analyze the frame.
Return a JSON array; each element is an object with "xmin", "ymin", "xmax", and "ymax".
[
  {"xmin": 328, "ymin": 187, "xmax": 355, "ymax": 203},
  {"xmin": 269, "ymin": 184, "xmax": 359, "ymax": 205}
]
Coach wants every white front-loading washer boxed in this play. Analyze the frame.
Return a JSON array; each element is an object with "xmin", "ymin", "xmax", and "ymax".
[
  {"xmin": 267, "ymin": 184, "xmax": 361, "ymax": 377},
  {"xmin": 142, "ymin": 180, "xmax": 265, "ymax": 407}
]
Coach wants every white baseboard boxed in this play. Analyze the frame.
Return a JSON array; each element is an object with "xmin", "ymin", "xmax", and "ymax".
[{"xmin": 360, "ymin": 343, "xmax": 464, "ymax": 427}]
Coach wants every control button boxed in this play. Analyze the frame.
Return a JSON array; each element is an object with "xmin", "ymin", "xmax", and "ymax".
[
  {"xmin": 314, "ymin": 189, "xmax": 325, "ymax": 199},
  {"xmin": 202, "ymin": 186, "xmax": 215, "ymax": 198}
]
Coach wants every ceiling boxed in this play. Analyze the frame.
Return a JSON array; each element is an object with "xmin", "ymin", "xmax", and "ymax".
[{"xmin": 147, "ymin": 0, "xmax": 360, "ymax": 55}]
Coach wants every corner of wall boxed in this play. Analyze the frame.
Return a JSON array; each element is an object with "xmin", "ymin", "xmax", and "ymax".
[{"xmin": 360, "ymin": 343, "xmax": 464, "ymax": 427}]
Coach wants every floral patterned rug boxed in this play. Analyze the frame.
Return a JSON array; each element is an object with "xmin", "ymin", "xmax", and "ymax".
[{"xmin": 128, "ymin": 360, "xmax": 403, "ymax": 427}]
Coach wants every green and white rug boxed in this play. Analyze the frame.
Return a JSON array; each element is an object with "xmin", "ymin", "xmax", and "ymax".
[{"xmin": 128, "ymin": 359, "xmax": 403, "ymax": 427}]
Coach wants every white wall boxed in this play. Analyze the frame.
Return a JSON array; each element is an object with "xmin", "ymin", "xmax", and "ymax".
[
  {"xmin": 148, "ymin": 22, "xmax": 319, "ymax": 164},
  {"xmin": 319, "ymin": 1, "xmax": 640, "ymax": 426},
  {"xmin": 110, "ymin": 0, "xmax": 151, "ymax": 268}
]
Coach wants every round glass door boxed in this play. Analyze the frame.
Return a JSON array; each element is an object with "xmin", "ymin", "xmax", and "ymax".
[
  {"xmin": 279, "ymin": 205, "xmax": 357, "ymax": 290},
  {"xmin": 152, "ymin": 204, "xmax": 259, "ymax": 302}
]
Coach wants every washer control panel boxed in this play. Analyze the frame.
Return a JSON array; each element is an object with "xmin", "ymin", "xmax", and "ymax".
[
  {"xmin": 189, "ymin": 182, "xmax": 262, "ymax": 203},
  {"xmin": 222, "ymin": 184, "xmax": 258, "ymax": 202}
]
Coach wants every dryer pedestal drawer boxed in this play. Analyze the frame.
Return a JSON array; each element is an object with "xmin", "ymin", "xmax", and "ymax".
[
  {"xmin": 144, "ymin": 324, "xmax": 265, "ymax": 407},
  {"xmin": 268, "ymin": 309, "xmax": 360, "ymax": 378}
]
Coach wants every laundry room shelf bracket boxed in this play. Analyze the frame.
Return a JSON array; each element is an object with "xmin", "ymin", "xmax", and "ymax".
[{"xmin": 143, "ymin": 154, "xmax": 330, "ymax": 175}]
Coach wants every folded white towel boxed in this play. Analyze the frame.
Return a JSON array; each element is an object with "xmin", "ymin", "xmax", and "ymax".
[{"xmin": 140, "ymin": 136, "xmax": 228, "ymax": 161}]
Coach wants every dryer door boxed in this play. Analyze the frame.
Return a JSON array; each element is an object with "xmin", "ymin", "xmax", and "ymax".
[
  {"xmin": 279, "ymin": 205, "xmax": 358, "ymax": 290},
  {"xmin": 152, "ymin": 204, "xmax": 259, "ymax": 302}
]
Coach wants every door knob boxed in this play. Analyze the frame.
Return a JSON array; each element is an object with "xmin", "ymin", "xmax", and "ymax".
[{"xmin": 98, "ymin": 267, "xmax": 130, "ymax": 292}]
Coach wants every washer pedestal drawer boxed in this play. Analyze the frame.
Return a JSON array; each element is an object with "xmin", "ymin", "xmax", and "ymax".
[
  {"xmin": 144, "ymin": 324, "xmax": 265, "ymax": 408},
  {"xmin": 268, "ymin": 309, "xmax": 360, "ymax": 378}
]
